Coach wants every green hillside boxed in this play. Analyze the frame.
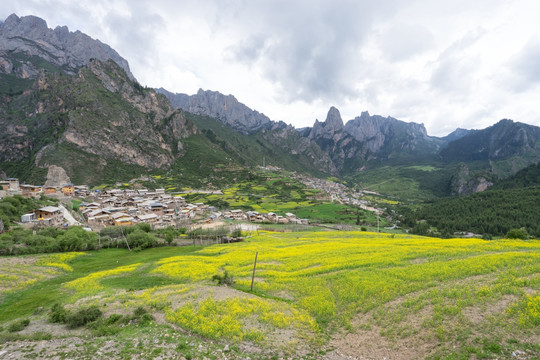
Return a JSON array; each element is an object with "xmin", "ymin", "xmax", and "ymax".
[
  {"xmin": 348, "ymin": 164, "xmax": 457, "ymax": 201},
  {"xmin": 186, "ymin": 113, "xmax": 328, "ymax": 175},
  {"xmin": 403, "ymin": 186, "xmax": 540, "ymax": 237}
]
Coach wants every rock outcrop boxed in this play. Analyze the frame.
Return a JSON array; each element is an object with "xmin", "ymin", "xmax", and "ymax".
[
  {"xmin": 43, "ymin": 165, "xmax": 71, "ymax": 187},
  {"xmin": 157, "ymin": 88, "xmax": 286, "ymax": 134},
  {"xmin": 441, "ymin": 119, "xmax": 540, "ymax": 179},
  {"xmin": 343, "ymin": 111, "xmax": 435, "ymax": 154},
  {"xmin": 303, "ymin": 107, "xmax": 443, "ymax": 173},
  {"xmin": 450, "ymin": 164, "xmax": 494, "ymax": 196},
  {"xmin": 0, "ymin": 13, "xmax": 134, "ymax": 79},
  {"xmin": 0, "ymin": 56, "xmax": 197, "ymax": 184}
]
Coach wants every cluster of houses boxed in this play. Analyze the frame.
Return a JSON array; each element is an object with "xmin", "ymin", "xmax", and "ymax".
[
  {"xmin": 0, "ymin": 178, "xmax": 88, "ymax": 198},
  {"xmin": 81, "ymin": 188, "xmax": 308, "ymax": 228},
  {"xmin": 1, "ymin": 171, "xmax": 358, "ymax": 231},
  {"xmin": 293, "ymin": 173, "xmax": 382, "ymax": 212},
  {"xmin": 222, "ymin": 209, "xmax": 308, "ymax": 224},
  {"xmin": 78, "ymin": 188, "xmax": 209, "ymax": 228},
  {"xmin": 2, "ymin": 175, "xmax": 308, "ymax": 229}
]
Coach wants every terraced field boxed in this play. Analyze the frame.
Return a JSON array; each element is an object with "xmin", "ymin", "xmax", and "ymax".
[{"xmin": 0, "ymin": 232, "xmax": 539, "ymax": 359}]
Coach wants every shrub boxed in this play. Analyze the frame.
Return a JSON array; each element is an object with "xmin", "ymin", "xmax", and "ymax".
[
  {"xmin": 8, "ymin": 319, "xmax": 30, "ymax": 333},
  {"xmin": 133, "ymin": 306, "xmax": 148, "ymax": 317},
  {"xmin": 49, "ymin": 303, "xmax": 69, "ymax": 323},
  {"xmin": 125, "ymin": 223, "xmax": 152, "ymax": 234},
  {"xmin": 506, "ymin": 228, "xmax": 529, "ymax": 240},
  {"xmin": 165, "ymin": 232, "xmax": 174, "ymax": 246},
  {"xmin": 66, "ymin": 305, "xmax": 102, "ymax": 328},
  {"xmin": 126, "ymin": 229, "xmax": 158, "ymax": 249},
  {"xmin": 230, "ymin": 228, "xmax": 242, "ymax": 238},
  {"xmin": 105, "ymin": 314, "xmax": 124, "ymax": 324},
  {"xmin": 212, "ymin": 270, "xmax": 235, "ymax": 286},
  {"xmin": 99, "ymin": 226, "xmax": 125, "ymax": 239}
]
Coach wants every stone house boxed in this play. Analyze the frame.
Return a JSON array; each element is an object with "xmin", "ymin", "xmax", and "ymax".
[{"xmin": 34, "ymin": 206, "xmax": 63, "ymax": 225}]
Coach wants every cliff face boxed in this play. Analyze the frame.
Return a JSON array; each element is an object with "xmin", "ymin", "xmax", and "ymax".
[
  {"xmin": 304, "ymin": 107, "xmax": 442, "ymax": 173},
  {"xmin": 450, "ymin": 163, "xmax": 494, "ymax": 196},
  {"xmin": 59, "ymin": 59, "xmax": 196, "ymax": 168},
  {"xmin": 343, "ymin": 111, "xmax": 438, "ymax": 155},
  {"xmin": 0, "ymin": 58, "xmax": 197, "ymax": 184},
  {"xmin": 0, "ymin": 13, "xmax": 133, "ymax": 79},
  {"xmin": 157, "ymin": 88, "xmax": 286, "ymax": 135},
  {"xmin": 441, "ymin": 119, "xmax": 540, "ymax": 179},
  {"xmin": 0, "ymin": 14, "xmax": 199, "ymax": 185}
]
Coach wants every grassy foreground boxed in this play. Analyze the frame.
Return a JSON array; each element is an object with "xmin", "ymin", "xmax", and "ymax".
[{"xmin": 0, "ymin": 232, "xmax": 539, "ymax": 359}]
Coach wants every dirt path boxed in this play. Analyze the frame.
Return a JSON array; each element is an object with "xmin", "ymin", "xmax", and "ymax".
[{"xmin": 58, "ymin": 204, "xmax": 80, "ymax": 226}]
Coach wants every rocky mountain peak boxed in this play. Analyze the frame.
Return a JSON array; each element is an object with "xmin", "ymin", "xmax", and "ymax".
[
  {"xmin": 325, "ymin": 106, "xmax": 344, "ymax": 132},
  {"xmin": 156, "ymin": 87, "xmax": 285, "ymax": 135},
  {"xmin": 0, "ymin": 13, "xmax": 134, "ymax": 80},
  {"xmin": 1, "ymin": 14, "xmax": 48, "ymax": 35}
]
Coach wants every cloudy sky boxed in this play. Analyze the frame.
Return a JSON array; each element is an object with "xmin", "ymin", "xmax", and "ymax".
[{"xmin": 3, "ymin": 0, "xmax": 540, "ymax": 136}]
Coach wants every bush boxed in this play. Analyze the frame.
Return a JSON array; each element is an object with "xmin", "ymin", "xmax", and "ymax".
[
  {"xmin": 212, "ymin": 270, "xmax": 235, "ymax": 286},
  {"xmin": 133, "ymin": 306, "xmax": 148, "ymax": 317},
  {"xmin": 132, "ymin": 307, "xmax": 153, "ymax": 323},
  {"xmin": 126, "ymin": 229, "xmax": 158, "ymax": 249},
  {"xmin": 8, "ymin": 319, "xmax": 30, "ymax": 332},
  {"xmin": 99, "ymin": 226, "xmax": 125, "ymax": 239},
  {"xmin": 506, "ymin": 228, "xmax": 529, "ymax": 240},
  {"xmin": 49, "ymin": 303, "xmax": 69, "ymax": 323},
  {"xmin": 56, "ymin": 226, "xmax": 99, "ymax": 251},
  {"xmin": 105, "ymin": 314, "xmax": 124, "ymax": 325},
  {"xmin": 125, "ymin": 223, "xmax": 152, "ymax": 234},
  {"xmin": 230, "ymin": 228, "xmax": 242, "ymax": 238},
  {"xmin": 66, "ymin": 305, "xmax": 102, "ymax": 328}
]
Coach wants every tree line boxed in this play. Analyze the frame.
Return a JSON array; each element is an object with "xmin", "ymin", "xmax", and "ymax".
[{"xmin": 399, "ymin": 186, "xmax": 540, "ymax": 238}]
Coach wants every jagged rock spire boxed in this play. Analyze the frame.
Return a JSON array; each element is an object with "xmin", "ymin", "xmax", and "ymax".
[{"xmin": 325, "ymin": 106, "xmax": 344, "ymax": 132}]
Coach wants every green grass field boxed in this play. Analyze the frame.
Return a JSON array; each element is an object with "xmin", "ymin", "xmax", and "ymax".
[{"xmin": 1, "ymin": 232, "xmax": 539, "ymax": 359}]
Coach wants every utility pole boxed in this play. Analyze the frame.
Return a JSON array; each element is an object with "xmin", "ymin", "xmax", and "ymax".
[
  {"xmin": 377, "ymin": 212, "xmax": 380, "ymax": 234},
  {"xmin": 121, "ymin": 228, "xmax": 131, "ymax": 251}
]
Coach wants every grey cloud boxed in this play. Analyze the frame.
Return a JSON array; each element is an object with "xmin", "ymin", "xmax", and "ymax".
[
  {"xmin": 222, "ymin": 0, "xmax": 399, "ymax": 103},
  {"xmin": 226, "ymin": 34, "xmax": 269, "ymax": 65},
  {"xmin": 377, "ymin": 23, "xmax": 435, "ymax": 62},
  {"xmin": 102, "ymin": 4, "xmax": 165, "ymax": 68},
  {"xmin": 429, "ymin": 29, "xmax": 485, "ymax": 95},
  {"xmin": 438, "ymin": 27, "xmax": 486, "ymax": 58},
  {"xmin": 508, "ymin": 37, "xmax": 540, "ymax": 91}
]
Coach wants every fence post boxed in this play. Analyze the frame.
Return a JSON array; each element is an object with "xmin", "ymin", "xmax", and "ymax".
[{"xmin": 250, "ymin": 251, "xmax": 258, "ymax": 292}]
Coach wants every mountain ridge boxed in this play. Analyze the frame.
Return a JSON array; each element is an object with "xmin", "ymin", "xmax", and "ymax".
[
  {"xmin": 2, "ymin": 13, "xmax": 540, "ymax": 196},
  {"xmin": 156, "ymin": 87, "xmax": 287, "ymax": 135},
  {"xmin": 0, "ymin": 13, "xmax": 134, "ymax": 80}
]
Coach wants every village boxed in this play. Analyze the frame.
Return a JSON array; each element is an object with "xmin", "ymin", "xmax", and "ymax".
[
  {"xmin": 291, "ymin": 172, "xmax": 383, "ymax": 213},
  {"xmin": 0, "ymin": 176, "xmax": 314, "ymax": 231}
]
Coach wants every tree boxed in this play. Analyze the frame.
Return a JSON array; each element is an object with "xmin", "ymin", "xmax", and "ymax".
[
  {"xmin": 506, "ymin": 228, "xmax": 528, "ymax": 240},
  {"xmin": 165, "ymin": 232, "xmax": 174, "ymax": 246}
]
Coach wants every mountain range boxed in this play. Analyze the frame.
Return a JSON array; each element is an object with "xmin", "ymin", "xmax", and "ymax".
[{"xmin": 1, "ymin": 13, "xmax": 540, "ymax": 198}]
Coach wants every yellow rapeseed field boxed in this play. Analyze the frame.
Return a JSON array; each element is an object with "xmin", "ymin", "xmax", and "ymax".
[{"xmin": 153, "ymin": 231, "xmax": 540, "ymax": 338}]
